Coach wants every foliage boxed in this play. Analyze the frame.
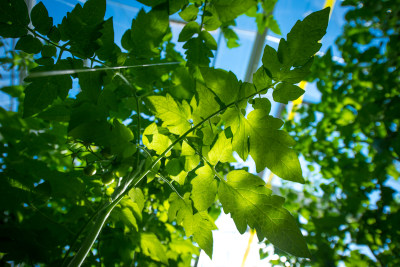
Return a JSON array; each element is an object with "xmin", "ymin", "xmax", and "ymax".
[
  {"xmin": 0, "ymin": 0, "xmax": 329, "ymax": 265},
  {"xmin": 271, "ymin": 0, "xmax": 400, "ymax": 266}
]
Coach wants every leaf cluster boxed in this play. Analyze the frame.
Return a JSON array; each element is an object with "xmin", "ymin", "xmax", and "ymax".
[{"xmin": 0, "ymin": 0, "xmax": 329, "ymax": 265}]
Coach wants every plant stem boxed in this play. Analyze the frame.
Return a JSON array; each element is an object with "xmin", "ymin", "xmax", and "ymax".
[{"xmin": 67, "ymin": 200, "xmax": 118, "ymax": 267}]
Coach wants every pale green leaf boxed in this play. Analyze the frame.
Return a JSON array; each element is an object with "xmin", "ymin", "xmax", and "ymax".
[
  {"xmin": 168, "ymin": 193, "xmax": 193, "ymax": 231},
  {"xmin": 191, "ymin": 165, "xmax": 217, "ymax": 211},
  {"xmin": 129, "ymin": 188, "xmax": 145, "ymax": 212},
  {"xmin": 147, "ymin": 94, "xmax": 191, "ymax": 135},
  {"xmin": 208, "ymin": 131, "xmax": 235, "ymax": 165},
  {"xmin": 192, "ymin": 81, "xmax": 220, "ymax": 124},
  {"xmin": 191, "ymin": 212, "xmax": 217, "ymax": 258},
  {"xmin": 140, "ymin": 233, "xmax": 168, "ymax": 264},
  {"xmin": 218, "ymin": 170, "xmax": 310, "ymax": 257},
  {"xmin": 253, "ymin": 66, "xmax": 272, "ymax": 90},
  {"xmin": 143, "ymin": 123, "xmax": 172, "ymax": 156}
]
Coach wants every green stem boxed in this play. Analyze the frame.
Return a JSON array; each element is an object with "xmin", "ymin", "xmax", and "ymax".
[
  {"xmin": 156, "ymin": 172, "xmax": 183, "ymax": 199},
  {"xmin": 61, "ymin": 202, "xmax": 104, "ymax": 267},
  {"xmin": 136, "ymin": 96, "xmax": 141, "ymax": 169},
  {"xmin": 67, "ymin": 200, "xmax": 118, "ymax": 267}
]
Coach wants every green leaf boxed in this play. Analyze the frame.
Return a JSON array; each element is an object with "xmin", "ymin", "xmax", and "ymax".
[
  {"xmin": 166, "ymin": 158, "xmax": 184, "ymax": 176},
  {"xmin": 212, "ymin": 0, "xmax": 257, "ymax": 23},
  {"xmin": 108, "ymin": 120, "xmax": 136, "ymax": 157},
  {"xmin": 130, "ymin": 7, "xmax": 169, "ymax": 57},
  {"xmin": 129, "ymin": 188, "xmax": 145, "ymax": 212},
  {"xmin": 273, "ymin": 82, "xmax": 304, "ymax": 104},
  {"xmin": 81, "ymin": 0, "xmax": 106, "ymax": 25},
  {"xmin": 202, "ymin": 5, "xmax": 221, "ymax": 31},
  {"xmin": 168, "ymin": 193, "xmax": 217, "ymax": 258},
  {"xmin": 191, "ymin": 165, "xmax": 217, "ymax": 211},
  {"xmin": 31, "ymin": 2, "xmax": 53, "ymax": 35},
  {"xmin": 0, "ymin": 0, "xmax": 29, "ymax": 38},
  {"xmin": 253, "ymin": 66, "xmax": 272, "ymax": 90},
  {"xmin": 77, "ymin": 71, "xmax": 103, "ymax": 103},
  {"xmin": 266, "ymin": 15, "xmax": 281, "ymax": 35},
  {"xmin": 179, "ymin": 21, "xmax": 200, "ymax": 42},
  {"xmin": 192, "ymin": 81, "xmax": 220, "ymax": 124},
  {"xmin": 38, "ymin": 104, "xmax": 70, "ymax": 122},
  {"xmin": 208, "ymin": 131, "xmax": 235, "ymax": 165},
  {"xmin": 58, "ymin": 0, "xmax": 106, "ymax": 57},
  {"xmin": 200, "ymin": 67, "xmax": 240, "ymax": 105},
  {"xmin": 41, "ymin": 45, "xmax": 57, "ymax": 58},
  {"xmin": 179, "ymin": 4, "xmax": 199, "ymax": 21},
  {"xmin": 168, "ymin": 192, "xmax": 193, "ymax": 231},
  {"xmin": 183, "ymin": 37, "xmax": 213, "ymax": 67},
  {"xmin": 15, "ymin": 35, "xmax": 43, "ymax": 54},
  {"xmin": 251, "ymin": 98, "xmax": 271, "ymax": 113},
  {"xmin": 261, "ymin": 45, "xmax": 281, "ymax": 80},
  {"xmin": 96, "ymin": 18, "xmax": 121, "ymax": 62},
  {"xmin": 282, "ymin": 7, "xmax": 330, "ymax": 67},
  {"xmin": 247, "ymin": 109, "xmax": 303, "ymax": 182},
  {"xmin": 218, "ymin": 170, "xmax": 310, "ymax": 257},
  {"xmin": 222, "ymin": 107, "xmax": 251, "ymax": 160},
  {"xmin": 223, "ymin": 107, "xmax": 303, "ymax": 183},
  {"xmin": 23, "ymin": 62, "xmax": 72, "ymax": 117},
  {"xmin": 221, "ymin": 26, "xmax": 240, "ymax": 48},
  {"xmin": 143, "ymin": 123, "xmax": 172, "ymax": 156},
  {"xmin": 199, "ymin": 31, "xmax": 218, "ymax": 50},
  {"xmin": 147, "ymin": 94, "xmax": 192, "ymax": 135},
  {"xmin": 47, "ymin": 26, "xmax": 61, "ymax": 43},
  {"xmin": 190, "ymin": 211, "xmax": 217, "ymax": 258},
  {"xmin": 140, "ymin": 233, "xmax": 168, "ymax": 264}
]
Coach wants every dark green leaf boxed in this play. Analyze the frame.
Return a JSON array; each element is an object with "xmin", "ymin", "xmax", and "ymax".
[
  {"xmin": 15, "ymin": 35, "xmax": 43, "ymax": 54},
  {"xmin": 178, "ymin": 21, "xmax": 200, "ymax": 42},
  {"xmin": 31, "ymin": 2, "xmax": 53, "ymax": 35},
  {"xmin": 273, "ymin": 82, "xmax": 305, "ymax": 104}
]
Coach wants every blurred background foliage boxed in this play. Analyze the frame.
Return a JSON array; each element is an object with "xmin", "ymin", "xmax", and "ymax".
[{"xmin": 270, "ymin": 0, "xmax": 400, "ymax": 266}]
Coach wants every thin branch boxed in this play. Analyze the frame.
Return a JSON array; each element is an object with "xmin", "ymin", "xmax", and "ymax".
[
  {"xmin": 136, "ymin": 96, "xmax": 141, "ymax": 169},
  {"xmin": 61, "ymin": 202, "xmax": 105, "ymax": 267},
  {"xmin": 156, "ymin": 172, "xmax": 183, "ymax": 199},
  {"xmin": 27, "ymin": 62, "xmax": 181, "ymax": 78}
]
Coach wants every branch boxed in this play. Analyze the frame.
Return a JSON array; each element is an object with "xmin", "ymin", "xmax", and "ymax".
[{"xmin": 156, "ymin": 172, "xmax": 184, "ymax": 199}]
